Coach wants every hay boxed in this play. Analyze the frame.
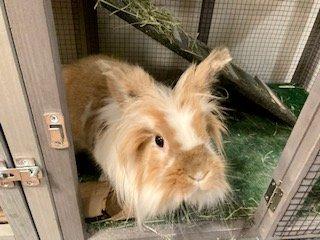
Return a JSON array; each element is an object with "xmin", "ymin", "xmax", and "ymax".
[{"xmin": 97, "ymin": 0, "xmax": 190, "ymax": 44}]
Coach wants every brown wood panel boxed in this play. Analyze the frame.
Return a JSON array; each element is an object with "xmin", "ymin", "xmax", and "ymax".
[
  {"xmin": 4, "ymin": 1, "xmax": 85, "ymax": 239},
  {"xmin": 0, "ymin": 2, "xmax": 61, "ymax": 239}
]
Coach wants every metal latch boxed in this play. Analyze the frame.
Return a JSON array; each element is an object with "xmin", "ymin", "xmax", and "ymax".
[
  {"xmin": 44, "ymin": 112, "xmax": 69, "ymax": 149},
  {"xmin": 0, "ymin": 158, "xmax": 43, "ymax": 188},
  {"xmin": 264, "ymin": 179, "xmax": 283, "ymax": 212}
]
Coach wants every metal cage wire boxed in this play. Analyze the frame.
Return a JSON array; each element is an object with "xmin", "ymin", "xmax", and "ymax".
[
  {"xmin": 51, "ymin": 0, "xmax": 320, "ymax": 90},
  {"xmin": 274, "ymin": 152, "xmax": 320, "ymax": 238}
]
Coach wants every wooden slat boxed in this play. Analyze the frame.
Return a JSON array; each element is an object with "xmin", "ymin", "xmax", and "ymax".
[
  {"xmin": 0, "ymin": 224, "xmax": 15, "ymax": 240},
  {"xmin": 0, "ymin": 2, "xmax": 61, "ymax": 239},
  {"xmin": 253, "ymin": 75, "xmax": 320, "ymax": 239},
  {"xmin": 89, "ymin": 220, "xmax": 252, "ymax": 240},
  {"xmin": 0, "ymin": 128, "xmax": 38, "ymax": 240},
  {"xmin": 4, "ymin": 1, "xmax": 85, "ymax": 239}
]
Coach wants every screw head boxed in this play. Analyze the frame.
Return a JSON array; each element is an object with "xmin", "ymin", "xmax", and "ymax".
[{"xmin": 50, "ymin": 114, "xmax": 59, "ymax": 123}]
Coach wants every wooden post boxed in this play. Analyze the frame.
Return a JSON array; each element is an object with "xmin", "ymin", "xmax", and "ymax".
[
  {"xmin": 0, "ymin": 1, "xmax": 63, "ymax": 239},
  {"xmin": 4, "ymin": 1, "xmax": 85, "ymax": 239}
]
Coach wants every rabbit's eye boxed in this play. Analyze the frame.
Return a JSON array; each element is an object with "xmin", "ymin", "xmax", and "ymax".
[{"xmin": 155, "ymin": 135, "xmax": 164, "ymax": 148}]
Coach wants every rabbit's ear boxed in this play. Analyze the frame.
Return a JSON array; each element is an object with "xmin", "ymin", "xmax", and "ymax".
[
  {"xmin": 100, "ymin": 63, "xmax": 155, "ymax": 106},
  {"xmin": 174, "ymin": 48, "xmax": 231, "ymax": 100}
]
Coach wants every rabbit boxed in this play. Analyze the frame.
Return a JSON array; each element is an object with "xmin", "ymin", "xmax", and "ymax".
[{"xmin": 63, "ymin": 48, "xmax": 232, "ymax": 224}]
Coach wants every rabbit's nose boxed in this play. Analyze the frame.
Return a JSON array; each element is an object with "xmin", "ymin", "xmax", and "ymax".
[{"xmin": 188, "ymin": 171, "xmax": 208, "ymax": 182}]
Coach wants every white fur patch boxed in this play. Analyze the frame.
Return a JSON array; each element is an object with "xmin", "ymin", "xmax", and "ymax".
[
  {"xmin": 166, "ymin": 107, "xmax": 203, "ymax": 150},
  {"xmin": 95, "ymin": 98, "xmax": 122, "ymax": 126}
]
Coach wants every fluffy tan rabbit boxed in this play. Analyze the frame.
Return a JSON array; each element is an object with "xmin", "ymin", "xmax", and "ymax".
[{"xmin": 64, "ymin": 48, "xmax": 232, "ymax": 224}]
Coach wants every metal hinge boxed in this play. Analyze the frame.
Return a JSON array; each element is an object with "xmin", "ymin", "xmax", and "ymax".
[
  {"xmin": 0, "ymin": 158, "xmax": 43, "ymax": 188},
  {"xmin": 264, "ymin": 179, "xmax": 283, "ymax": 212},
  {"xmin": 44, "ymin": 112, "xmax": 69, "ymax": 149}
]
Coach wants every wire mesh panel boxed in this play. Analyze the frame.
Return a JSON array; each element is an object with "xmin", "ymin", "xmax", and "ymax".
[
  {"xmin": 51, "ymin": 0, "xmax": 77, "ymax": 64},
  {"xmin": 52, "ymin": 0, "xmax": 320, "ymax": 87},
  {"xmin": 207, "ymin": 1, "xmax": 320, "ymax": 84},
  {"xmin": 274, "ymin": 152, "xmax": 320, "ymax": 238}
]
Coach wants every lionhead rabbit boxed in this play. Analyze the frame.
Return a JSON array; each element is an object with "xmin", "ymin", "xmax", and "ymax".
[{"xmin": 64, "ymin": 48, "xmax": 232, "ymax": 224}]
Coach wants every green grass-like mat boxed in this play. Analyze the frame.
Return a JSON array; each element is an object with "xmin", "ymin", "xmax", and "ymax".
[
  {"xmin": 82, "ymin": 84, "xmax": 319, "ymax": 230},
  {"xmin": 222, "ymin": 84, "xmax": 308, "ymax": 220}
]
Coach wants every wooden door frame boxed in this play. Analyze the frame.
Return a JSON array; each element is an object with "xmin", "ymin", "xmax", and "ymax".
[
  {"xmin": 1, "ymin": 1, "xmax": 85, "ymax": 239},
  {"xmin": 1, "ymin": 1, "xmax": 60, "ymax": 239},
  {"xmin": 252, "ymin": 75, "xmax": 320, "ymax": 239}
]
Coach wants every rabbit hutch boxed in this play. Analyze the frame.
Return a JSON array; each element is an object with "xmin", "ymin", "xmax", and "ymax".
[{"xmin": 0, "ymin": 0, "xmax": 320, "ymax": 239}]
